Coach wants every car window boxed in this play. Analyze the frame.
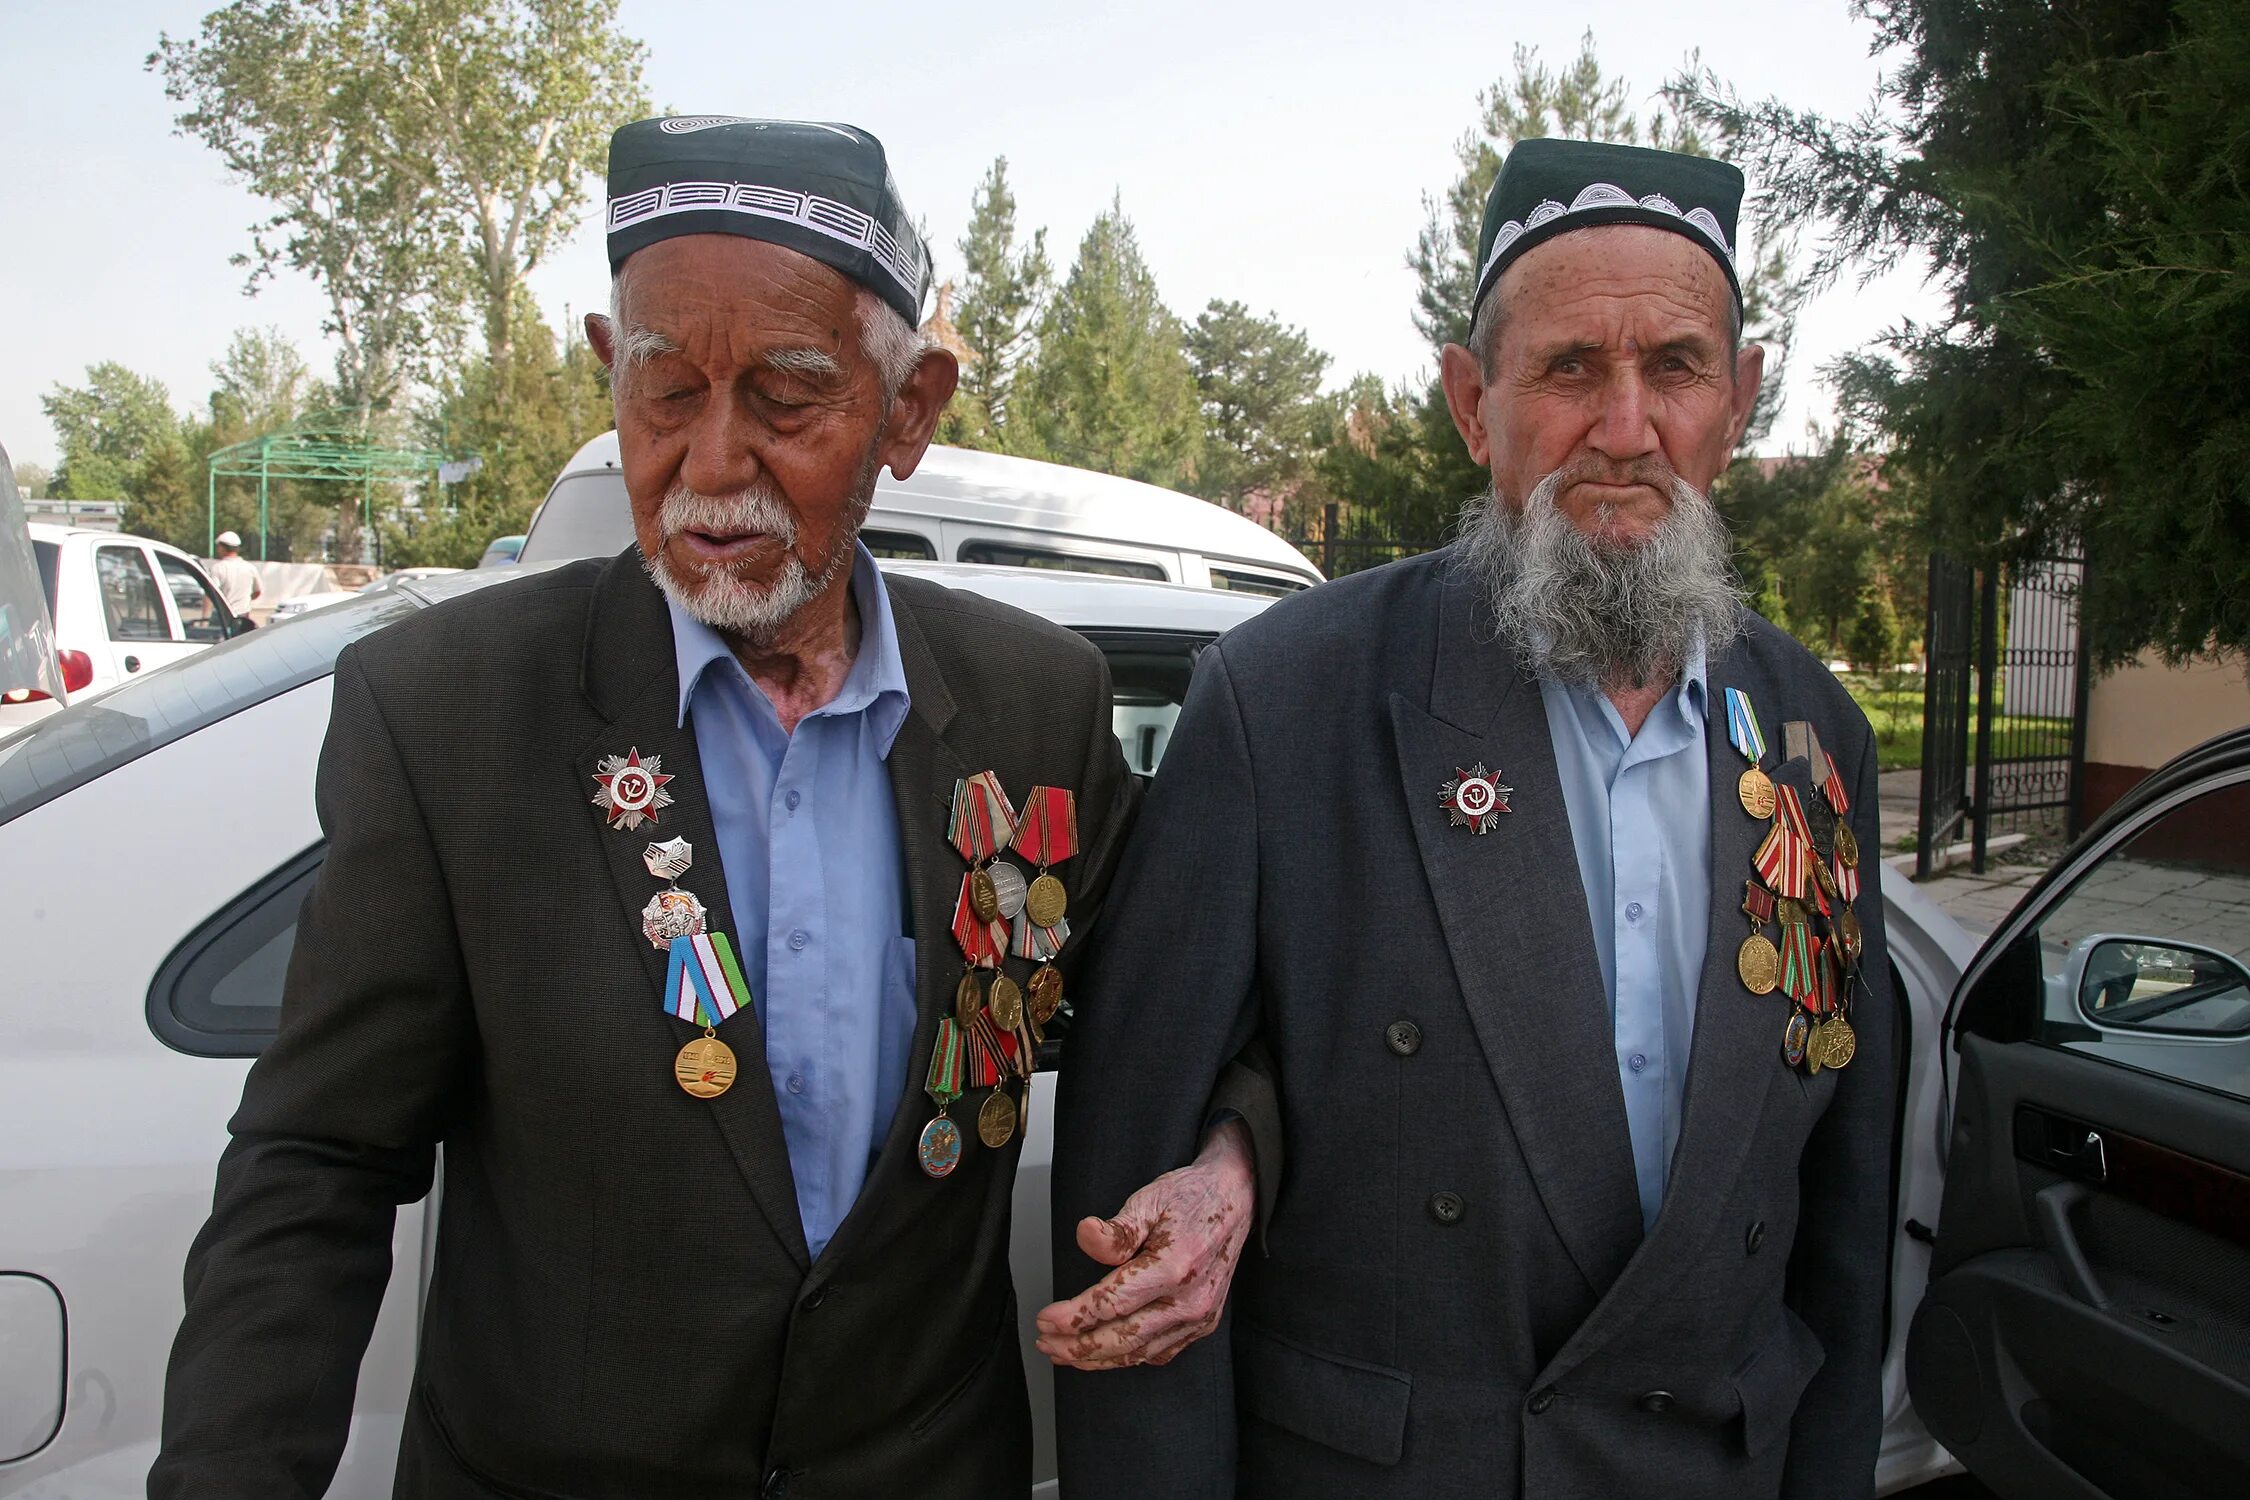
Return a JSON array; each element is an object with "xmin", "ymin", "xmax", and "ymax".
[
  {"xmin": 860, "ymin": 528, "xmax": 936, "ymax": 561},
  {"xmin": 95, "ymin": 543, "xmax": 173, "ymax": 641},
  {"xmin": 519, "ymin": 471, "xmax": 634, "ymax": 564},
  {"xmin": 1208, "ymin": 567, "xmax": 1306, "ymax": 597},
  {"xmin": 156, "ymin": 552, "xmax": 235, "ymax": 642},
  {"xmin": 148, "ymin": 845, "xmax": 322, "ymax": 1055},
  {"xmin": 959, "ymin": 541, "xmax": 1167, "ymax": 581},
  {"xmin": 2026, "ymin": 774, "xmax": 2250, "ymax": 1098},
  {"xmin": 1080, "ymin": 629, "xmax": 1210, "ymax": 776},
  {"xmin": 33, "ymin": 541, "xmax": 59, "ymax": 618}
]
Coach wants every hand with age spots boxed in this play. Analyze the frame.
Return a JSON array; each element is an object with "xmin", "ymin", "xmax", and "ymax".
[{"xmin": 1036, "ymin": 1119, "xmax": 1254, "ymax": 1369}]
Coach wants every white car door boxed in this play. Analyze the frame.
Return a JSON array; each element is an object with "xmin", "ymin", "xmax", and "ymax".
[{"xmin": 86, "ymin": 539, "xmax": 177, "ymax": 684}]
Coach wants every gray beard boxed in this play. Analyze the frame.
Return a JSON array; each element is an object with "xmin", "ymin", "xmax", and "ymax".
[
  {"xmin": 1452, "ymin": 469, "xmax": 1745, "ymax": 691},
  {"xmin": 642, "ymin": 434, "xmax": 884, "ymax": 648}
]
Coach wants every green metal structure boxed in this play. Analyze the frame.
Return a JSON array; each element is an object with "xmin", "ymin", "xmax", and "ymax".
[{"xmin": 204, "ymin": 408, "xmax": 459, "ymax": 561}]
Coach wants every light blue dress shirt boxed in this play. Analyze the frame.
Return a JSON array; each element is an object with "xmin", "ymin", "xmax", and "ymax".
[
  {"xmin": 669, "ymin": 543, "xmax": 916, "ymax": 1260},
  {"xmin": 1536, "ymin": 640, "xmax": 1711, "ymax": 1233}
]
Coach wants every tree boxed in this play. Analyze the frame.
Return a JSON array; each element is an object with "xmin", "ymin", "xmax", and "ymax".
[
  {"xmin": 1015, "ymin": 200, "xmax": 1205, "ymax": 490},
  {"xmin": 1847, "ymin": 583, "xmax": 1901, "ymax": 673},
  {"xmin": 1184, "ymin": 300, "xmax": 1331, "ymax": 512},
  {"xmin": 11, "ymin": 463, "xmax": 49, "ymax": 500},
  {"xmin": 41, "ymin": 365, "xmax": 199, "ymax": 544},
  {"xmin": 1679, "ymin": 0, "xmax": 2250, "ymax": 666},
  {"xmin": 939, "ymin": 157, "xmax": 1051, "ymax": 449},
  {"xmin": 153, "ymin": 1, "xmax": 647, "ymax": 400}
]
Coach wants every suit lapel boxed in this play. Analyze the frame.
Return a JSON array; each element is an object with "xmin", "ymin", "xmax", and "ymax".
[
  {"xmin": 575, "ymin": 554, "xmax": 809, "ymax": 1270},
  {"xmin": 1390, "ymin": 570, "xmax": 1644, "ymax": 1298}
]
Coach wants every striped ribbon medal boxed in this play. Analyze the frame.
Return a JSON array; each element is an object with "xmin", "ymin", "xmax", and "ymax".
[
  {"xmin": 1753, "ymin": 821, "xmax": 1810, "ymax": 904},
  {"xmin": 1725, "ymin": 688, "xmax": 1775, "ymax": 819},
  {"xmin": 1779, "ymin": 915, "xmax": 1819, "ymax": 1005},
  {"xmin": 919, "ymin": 1019, "xmax": 968, "ymax": 1179},
  {"xmin": 664, "ymin": 931, "xmax": 754, "ymax": 1099},
  {"xmin": 950, "ymin": 773, "xmax": 1020, "ymax": 926},
  {"xmin": 1822, "ymin": 750, "xmax": 1862, "ymax": 871}
]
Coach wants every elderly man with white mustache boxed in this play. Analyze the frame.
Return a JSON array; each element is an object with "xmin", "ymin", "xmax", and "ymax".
[
  {"xmin": 1053, "ymin": 137, "xmax": 1896, "ymax": 1500},
  {"xmin": 153, "ymin": 116, "xmax": 1270, "ymax": 1500}
]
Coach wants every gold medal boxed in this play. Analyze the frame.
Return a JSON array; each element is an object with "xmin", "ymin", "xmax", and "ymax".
[
  {"xmin": 675, "ymin": 1034, "xmax": 737, "ymax": 1099},
  {"xmin": 977, "ymin": 1088, "xmax": 1018, "ymax": 1149},
  {"xmin": 1836, "ymin": 907, "xmax": 1864, "ymax": 965},
  {"xmin": 1025, "ymin": 873, "xmax": 1068, "ymax": 930},
  {"xmin": 1738, "ymin": 764, "xmax": 1777, "ymax": 821},
  {"xmin": 955, "ymin": 971, "xmax": 983, "ymax": 1027},
  {"xmin": 970, "ymin": 866, "xmax": 1001, "ymax": 924},
  {"xmin": 1835, "ymin": 821, "xmax": 1860, "ymax": 868},
  {"xmin": 989, "ymin": 972, "xmax": 1025, "ymax": 1030},
  {"xmin": 1738, "ymin": 932, "xmax": 1780, "ymax": 995},
  {"xmin": 1782, "ymin": 1009, "xmax": 1812, "ymax": 1068},
  {"xmin": 1027, "ymin": 965, "xmax": 1064, "ymax": 1025},
  {"xmin": 1819, "ymin": 1016, "xmax": 1856, "ymax": 1070},
  {"xmin": 1812, "ymin": 855, "xmax": 1840, "ymax": 900}
]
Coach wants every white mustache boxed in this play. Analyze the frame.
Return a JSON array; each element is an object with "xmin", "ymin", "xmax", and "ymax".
[{"xmin": 656, "ymin": 483, "xmax": 797, "ymax": 548}]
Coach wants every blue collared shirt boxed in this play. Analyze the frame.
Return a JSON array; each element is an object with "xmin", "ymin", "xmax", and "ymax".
[
  {"xmin": 1537, "ymin": 641, "xmax": 1711, "ymax": 1233},
  {"xmin": 669, "ymin": 543, "xmax": 916, "ymax": 1259}
]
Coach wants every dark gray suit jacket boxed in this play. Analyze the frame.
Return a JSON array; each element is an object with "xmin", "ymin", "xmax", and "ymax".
[
  {"xmin": 153, "ymin": 552, "xmax": 1143, "ymax": 1499},
  {"xmin": 1053, "ymin": 547, "xmax": 1896, "ymax": 1500}
]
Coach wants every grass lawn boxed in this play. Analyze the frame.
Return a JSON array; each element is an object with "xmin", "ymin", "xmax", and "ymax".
[{"xmin": 1835, "ymin": 672, "xmax": 2074, "ymax": 774}]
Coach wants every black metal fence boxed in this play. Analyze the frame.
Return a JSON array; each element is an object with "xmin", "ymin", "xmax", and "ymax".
[
  {"xmin": 1285, "ymin": 504, "xmax": 1439, "ymax": 578},
  {"xmin": 1918, "ymin": 552, "xmax": 2090, "ymax": 876}
]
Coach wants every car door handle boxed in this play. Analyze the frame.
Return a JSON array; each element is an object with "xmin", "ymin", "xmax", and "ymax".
[
  {"xmin": 123, "ymin": 655, "xmax": 141, "ymax": 673},
  {"xmin": 2033, "ymin": 1179, "xmax": 2112, "ymax": 1312}
]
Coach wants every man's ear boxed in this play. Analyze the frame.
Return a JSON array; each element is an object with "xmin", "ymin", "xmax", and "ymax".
[
  {"xmin": 1726, "ymin": 341, "xmax": 1767, "ymax": 453},
  {"xmin": 1438, "ymin": 343, "xmax": 1493, "ymax": 468},
  {"xmin": 880, "ymin": 347, "xmax": 961, "ymax": 482},
  {"xmin": 586, "ymin": 312, "xmax": 617, "ymax": 371}
]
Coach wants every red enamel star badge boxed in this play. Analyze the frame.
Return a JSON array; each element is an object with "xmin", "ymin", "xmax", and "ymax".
[
  {"xmin": 592, "ymin": 748, "xmax": 675, "ymax": 831},
  {"xmin": 1440, "ymin": 763, "xmax": 1512, "ymax": 834}
]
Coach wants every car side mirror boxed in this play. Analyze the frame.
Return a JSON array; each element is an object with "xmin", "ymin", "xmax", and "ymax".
[{"xmin": 2075, "ymin": 937, "xmax": 2250, "ymax": 1037}]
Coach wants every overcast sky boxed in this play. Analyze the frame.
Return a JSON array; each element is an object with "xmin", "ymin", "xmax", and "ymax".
[{"xmin": 0, "ymin": 0, "xmax": 1944, "ymax": 474}]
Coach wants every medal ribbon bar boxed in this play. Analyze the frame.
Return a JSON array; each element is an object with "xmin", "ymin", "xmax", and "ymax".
[
  {"xmin": 664, "ymin": 931, "xmax": 752, "ymax": 1026},
  {"xmin": 1725, "ymin": 687, "xmax": 1766, "ymax": 764}
]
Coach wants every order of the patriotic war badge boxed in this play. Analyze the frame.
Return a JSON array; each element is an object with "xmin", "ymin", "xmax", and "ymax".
[{"xmin": 1440, "ymin": 763, "xmax": 1513, "ymax": 834}]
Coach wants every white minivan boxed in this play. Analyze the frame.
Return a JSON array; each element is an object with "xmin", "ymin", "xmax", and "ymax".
[{"xmin": 517, "ymin": 434, "xmax": 1326, "ymax": 596}]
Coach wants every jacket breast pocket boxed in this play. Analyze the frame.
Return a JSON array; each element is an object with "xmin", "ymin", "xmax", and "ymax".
[
  {"xmin": 1237, "ymin": 1320, "xmax": 1413, "ymax": 1467},
  {"xmin": 1732, "ymin": 1306, "xmax": 1827, "ymax": 1457}
]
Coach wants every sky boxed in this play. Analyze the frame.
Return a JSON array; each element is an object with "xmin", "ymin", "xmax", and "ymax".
[{"xmin": 0, "ymin": 0, "xmax": 1945, "ymax": 475}]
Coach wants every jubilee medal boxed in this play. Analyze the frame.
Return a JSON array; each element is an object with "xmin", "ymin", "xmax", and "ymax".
[
  {"xmin": 1738, "ymin": 880, "xmax": 1780, "ymax": 996},
  {"xmin": 919, "ymin": 1018, "xmax": 968, "ymax": 1179},
  {"xmin": 1013, "ymin": 786, "xmax": 1080, "ymax": 929},
  {"xmin": 662, "ymin": 931, "xmax": 754, "ymax": 1099},
  {"xmin": 1725, "ymin": 689, "xmax": 1775, "ymax": 820}
]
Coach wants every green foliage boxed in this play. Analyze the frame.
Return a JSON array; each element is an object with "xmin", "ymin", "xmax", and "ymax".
[
  {"xmin": 1680, "ymin": 0, "xmax": 2250, "ymax": 667},
  {"xmin": 1313, "ymin": 375, "xmax": 1485, "ymax": 569},
  {"xmin": 41, "ymin": 364, "xmax": 201, "ymax": 546},
  {"xmin": 1184, "ymin": 300, "xmax": 1330, "ymax": 512},
  {"xmin": 1847, "ymin": 582, "xmax": 1902, "ymax": 672},
  {"xmin": 1015, "ymin": 200, "xmax": 1205, "ymax": 490},
  {"xmin": 939, "ymin": 158, "xmax": 1050, "ymax": 450},
  {"xmin": 11, "ymin": 463, "xmax": 50, "ymax": 500}
]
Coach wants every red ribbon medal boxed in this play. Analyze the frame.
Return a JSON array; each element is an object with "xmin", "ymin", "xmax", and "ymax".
[
  {"xmin": 1779, "ymin": 914, "xmax": 1818, "ymax": 1003},
  {"xmin": 950, "ymin": 876, "xmax": 1006, "ymax": 968},
  {"xmin": 1753, "ymin": 823, "xmax": 1810, "ymax": 903}
]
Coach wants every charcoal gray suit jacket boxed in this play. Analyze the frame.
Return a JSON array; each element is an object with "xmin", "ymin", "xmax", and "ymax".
[
  {"xmin": 1053, "ymin": 546, "xmax": 1896, "ymax": 1500},
  {"xmin": 154, "ymin": 550, "xmax": 1164, "ymax": 1499}
]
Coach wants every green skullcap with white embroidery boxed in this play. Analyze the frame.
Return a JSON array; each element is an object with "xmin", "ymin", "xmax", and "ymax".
[
  {"xmin": 1470, "ymin": 138, "xmax": 1744, "ymax": 324},
  {"xmin": 605, "ymin": 116, "xmax": 931, "ymax": 325}
]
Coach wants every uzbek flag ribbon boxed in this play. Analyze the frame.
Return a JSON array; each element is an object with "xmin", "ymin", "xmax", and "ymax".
[
  {"xmin": 1821, "ymin": 750, "xmax": 1852, "ymax": 814},
  {"xmin": 950, "ymin": 877, "xmax": 1007, "ymax": 967},
  {"xmin": 949, "ymin": 772, "xmax": 1018, "ymax": 864},
  {"xmin": 1754, "ymin": 823, "xmax": 1810, "ymax": 903},
  {"xmin": 663, "ymin": 931, "xmax": 753, "ymax": 1027},
  {"xmin": 1724, "ymin": 687, "xmax": 1766, "ymax": 766},
  {"xmin": 1780, "ymin": 919, "xmax": 1818, "ymax": 1003},
  {"xmin": 1012, "ymin": 786, "xmax": 1079, "ymax": 866},
  {"xmin": 1011, "ymin": 910, "xmax": 1069, "ymax": 962}
]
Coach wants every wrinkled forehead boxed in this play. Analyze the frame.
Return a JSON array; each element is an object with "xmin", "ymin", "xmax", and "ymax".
[
  {"xmin": 1494, "ymin": 224, "xmax": 1736, "ymax": 347},
  {"xmin": 614, "ymin": 232, "xmax": 864, "ymax": 340}
]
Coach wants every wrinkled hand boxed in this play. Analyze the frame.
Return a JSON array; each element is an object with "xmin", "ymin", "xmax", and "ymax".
[{"xmin": 1036, "ymin": 1119, "xmax": 1255, "ymax": 1370}]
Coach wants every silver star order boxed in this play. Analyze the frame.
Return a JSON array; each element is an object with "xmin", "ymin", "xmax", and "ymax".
[{"xmin": 1440, "ymin": 762, "xmax": 1514, "ymax": 834}]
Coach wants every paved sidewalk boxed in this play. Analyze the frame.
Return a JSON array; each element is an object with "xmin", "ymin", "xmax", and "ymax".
[{"xmin": 1874, "ymin": 767, "xmax": 2050, "ymax": 937}]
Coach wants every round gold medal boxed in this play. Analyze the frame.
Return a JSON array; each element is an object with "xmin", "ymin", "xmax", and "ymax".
[
  {"xmin": 1836, "ymin": 907, "xmax": 1865, "ymax": 965},
  {"xmin": 1812, "ymin": 856, "xmax": 1840, "ymax": 900},
  {"xmin": 955, "ymin": 971, "xmax": 984, "ymax": 1027},
  {"xmin": 1819, "ymin": 1016, "xmax": 1857, "ymax": 1070},
  {"xmin": 978, "ymin": 1088, "xmax": 1018, "ymax": 1149},
  {"xmin": 970, "ymin": 866, "xmax": 1001, "ymax": 924},
  {"xmin": 1738, "ymin": 933, "xmax": 1780, "ymax": 995},
  {"xmin": 1024, "ymin": 873, "xmax": 1068, "ymax": 930},
  {"xmin": 989, "ymin": 972, "xmax": 1025, "ymax": 1030},
  {"xmin": 675, "ymin": 1035, "xmax": 737, "ymax": 1099},
  {"xmin": 1738, "ymin": 765, "xmax": 1777, "ymax": 821},
  {"xmin": 1027, "ymin": 965, "xmax": 1064, "ymax": 1025},
  {"xmin": 1835, "ymin": 821, "xmax": 1860, "ymax": 867}
]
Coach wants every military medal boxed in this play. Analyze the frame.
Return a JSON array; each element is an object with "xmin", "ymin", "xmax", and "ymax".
[
  {"xmin": 1754, "ymin": 822, "xmax": 1810, "ymax": 904},
  {"xmin": 641, "ymin": 887, "xmax": 708, "ymax": 948},
  {"xmin": 919, "ymin": 1018, "xmax": 967, "ymax": 1178},
  {"xmin": 1724, "ymin": 688, "xmax": 1775, "ymax": 820},
  {"xmin": 988, "ymin": 971, "xmax": 1025, "ymax": 1030},
  {"xmin": 1027, "ymin": 965, "xmax": 1064, "ymax": 1025},
  {"xmin": 977, "ymin": 1086, "xmax": 1018, "ymax": 1150},
  {"xmin": 1013, "ymin": 787, "xmax": 1080, "ymax": 929},
  {"xmin": 592, "ymin": 748, "xmax": 675, "ymax": 831},
  {"xmin": 950, "ymin": 771, "xmax": 1020, "ymax": 925},
  {"xmin": 1778, "ymin": 903, "xmax": 1818, "ymax": 1005},
  {"xmin": 661, "ymin": 931, "xmax": 754, "ymax": 1098},
  {"xmin": 955, "ymin": 969, "xmax": 984, "ymax": 1028},
  {"xmin": 1440, "ymin": 762, "xmax": 1513, "ymax": 834},
  {"xmin": 987, "ymin": 860, "xmax": 1028, "ymax": 921},
  {"xmin": 1783, "ymin": 1009, "xmax": 1812, "ymax": 1068},
  {"xmin": 1738, "ymin": 881, "xmax": 1779, "ymax": 996},
  {"xmin": 1818, "ymin": 1015, "xmax": 1857, "ymax": 1070}
]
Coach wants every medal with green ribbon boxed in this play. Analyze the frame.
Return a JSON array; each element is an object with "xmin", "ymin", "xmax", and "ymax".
[
  {"xmin": 664, "ymin": 931, "xmax": 753, "ymax": 1100},
  {"xmin": 1725, "ymin": 688, "xmax": 1775, "ymax": 820},
  {"xmin": 918, "ymin": 1018, "xmax": 967, "ymax": 1179}
]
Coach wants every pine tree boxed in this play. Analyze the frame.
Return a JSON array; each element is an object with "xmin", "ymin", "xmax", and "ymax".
[
  {"xmin": 1184, "ymin": 300, "xmax": 1331, "ymax": 513},
  {"xmin": 1015, "ymin": 199, "xmax": 1205, "ymax": 491},
  {"xmin": 937, "ymin": 157, "xmax": 1050, "ymax": 450}
]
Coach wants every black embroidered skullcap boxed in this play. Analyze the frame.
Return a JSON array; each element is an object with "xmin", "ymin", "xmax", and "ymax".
[
  {"xmin": 1471, "ymin": 138, "xmax": 1743, "ymax": 324},
  {"xmin": 606, "ymin": 116, "xmax": 931, "ymax": 325}
]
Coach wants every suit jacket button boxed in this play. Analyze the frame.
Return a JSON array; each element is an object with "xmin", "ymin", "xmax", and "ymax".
[
  {"xmin": 802, "ymin": 1286, "xmax": 827, "ymax": 1311},
  {"xmin": 1637, "ymin": 1390, "xmax": 1676, "ymax": 1414},
  {"xmin": 1528, "ymin": 1387, "xmax": 1557, "ymax": 1415},
  {"xmin": 1745, "ymin": 1219, "xmax": 1766, "ymax": 1254},
  {"xmin": 762, "ymin": 1471, "xmax": 790, "ymax": 1499},
  {"xmin": 1385, "ymin": 1020, "xmax": 1423, "ymax": 1056},
  {"xmin": 1427, "ymin": 1191, "xmax": 1464, "ymax": 1225}
]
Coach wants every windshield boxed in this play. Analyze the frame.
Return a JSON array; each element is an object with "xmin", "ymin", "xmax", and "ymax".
[{"xmin": 520, "ymin": 471, "xmax": 633, "ymax": 564}]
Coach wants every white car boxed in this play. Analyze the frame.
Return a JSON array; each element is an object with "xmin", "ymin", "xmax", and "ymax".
[
  {"xmin": 267, "ymin": 566, "xmax": 465, "ymax": 623},
  {"xmin": 0, "ymin": 524, "xmax": 248, "ymax": 734},
  {"xmin": 4, "ymin": 564, "xmax": 2247, "ymax": 1498}
]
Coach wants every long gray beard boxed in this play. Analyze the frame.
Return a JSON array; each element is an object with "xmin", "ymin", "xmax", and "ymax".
[
  {"xmin": 642, "ymin": 435, "xmax": 883, "ymax": 647},
  {"xmin": 1453, "ymin": 469, "xmax": 1745, "ymax": 690}
]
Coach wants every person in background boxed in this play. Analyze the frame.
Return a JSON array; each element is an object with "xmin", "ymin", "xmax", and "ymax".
[{"xmin": 205, "ymin": 530, "xmax": 263, "ymax": 618}]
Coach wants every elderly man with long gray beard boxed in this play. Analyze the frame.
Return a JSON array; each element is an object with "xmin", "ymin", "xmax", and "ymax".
[
  {"xmin": 152, "ymin": 116, "xmax": 1274, "ymax": 1500},
  {"xmin": 1049, "ymin": 137, "xmax": 1895, "ymax": 1500}
]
